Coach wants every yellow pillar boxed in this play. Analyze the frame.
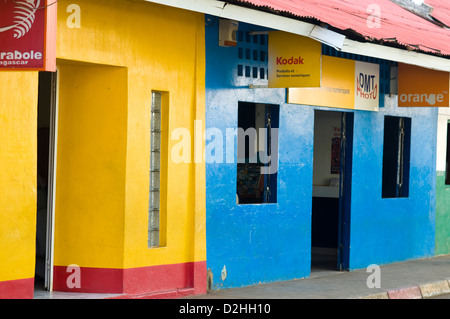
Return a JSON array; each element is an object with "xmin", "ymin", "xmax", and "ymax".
[{"xmin": 0, "ymin": 72, "xmax": 39, "ymax": 298}]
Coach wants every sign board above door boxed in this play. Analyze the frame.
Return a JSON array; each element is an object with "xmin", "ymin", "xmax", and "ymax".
[
  {"xmin": 398, "ymin": 63, "xmax": 449, "ymax": 107},
  {"xmin": 288, "ymin": 55, "xmax": 380, "ymax": 112},
  {"xmin": 268, "ymin": 31, "xmax": 322, "ymax": 88},
  {"xmin": 0, "ymin": 0, "xmax": 56, "ymax": 71}
]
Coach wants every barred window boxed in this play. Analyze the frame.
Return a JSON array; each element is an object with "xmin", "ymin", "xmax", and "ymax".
[{"xmin": 382, "ymin": 116, "xmax": 411, "ymax": 198}]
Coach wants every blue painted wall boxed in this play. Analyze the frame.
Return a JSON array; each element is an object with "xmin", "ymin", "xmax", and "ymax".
[
  {"xmin": 349, "ymin": 99, "xmax": 437, "ymax": 269},
  {"xmin": 205, "ymin": 16, "xmax": 437, "ymax": 289}
]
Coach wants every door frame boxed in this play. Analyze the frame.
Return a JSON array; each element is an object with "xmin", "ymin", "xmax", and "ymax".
[{"xmin": 337, "ymin": 111, "xmax": 353, "ymax": 271}]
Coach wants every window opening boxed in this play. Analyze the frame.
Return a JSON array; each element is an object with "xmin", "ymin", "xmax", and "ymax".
[
  {"xmin": 236, "ymin": 102, "xmax": 279, "ymax": 204},
  {"xmin": 382, "ymin": 116, "xmax": 411, "ymax": 198}
]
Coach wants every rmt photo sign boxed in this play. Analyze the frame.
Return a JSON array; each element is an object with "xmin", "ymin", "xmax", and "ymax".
[{"xmin": 0, "ymin": 0, "xmax": 56, "ymax": 71}]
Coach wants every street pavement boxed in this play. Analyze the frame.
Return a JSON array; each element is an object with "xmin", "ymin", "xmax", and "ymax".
[{"xmin": 186, "ymin": 254, "xmax": 450, "ymax": 299}]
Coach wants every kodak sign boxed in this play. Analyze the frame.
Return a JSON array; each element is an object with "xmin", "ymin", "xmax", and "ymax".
[
  {"xmin": 268, "ymin": 31, "xmax": 322, "ymax": 88},
  {"xmin": 0, "ymin": 0, "xmax": 57, "ymax": 71}
]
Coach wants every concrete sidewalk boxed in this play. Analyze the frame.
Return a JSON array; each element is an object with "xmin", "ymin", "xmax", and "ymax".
[{"xmin": 187, "ymin": 254, "xmax": 450, "ymax": 299}]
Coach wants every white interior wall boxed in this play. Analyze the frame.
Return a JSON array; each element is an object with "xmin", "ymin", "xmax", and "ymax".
[{"xmin": 313, "ymin": 111, "xmax": 341, "ymax": 186}]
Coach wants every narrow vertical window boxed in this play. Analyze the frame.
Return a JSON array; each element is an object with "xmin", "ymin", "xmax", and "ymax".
[
  {"xmin": 149, "ymin": 92, "xmax": 167, "ymax": 247},
  {"xmin": 382, "ymin": 116, "xmax": 411, "ymax": 198}
]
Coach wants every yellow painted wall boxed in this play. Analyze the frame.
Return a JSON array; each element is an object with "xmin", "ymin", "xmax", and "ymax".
[
  {"xmin": 0, "ymin": 72, "xmax": 38, "ymax": 281},
  {"xmin": 55, "ymin": 0, "xmax": 205, "ymax": 270}
]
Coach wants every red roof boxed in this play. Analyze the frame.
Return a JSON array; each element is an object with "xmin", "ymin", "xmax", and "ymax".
[
  {"xmin": 231, "ymin": 0, "xmax": 450, "ymax": 57},
  {"xmin": 427, "ymin": 0, "xmax": 450, "ymax": 27}
]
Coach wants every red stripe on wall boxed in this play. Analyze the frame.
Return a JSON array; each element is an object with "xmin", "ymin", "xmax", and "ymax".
[
  {"xmin": 53, "ymin": 266, "xmax": 123, "ymax": 293},
  {"xmin": 0, "ymin": 278, "xmax": 34, "ymax": 299},
  {"xmin": 53, "ymin": 261, "xmax": 206, "ymax": 296},
  {"xmin": 123, "ymin": 261, "xmax": 206, "ymax": 295}
]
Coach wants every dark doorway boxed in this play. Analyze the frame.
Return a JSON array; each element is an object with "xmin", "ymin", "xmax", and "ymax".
[
  {"xmin": 35, "ymin": 71, "xmax": 57, "ymax": 291},
  {"xmin": 311, "ymin": 110, "xmax": 353, "ymax": 272}
]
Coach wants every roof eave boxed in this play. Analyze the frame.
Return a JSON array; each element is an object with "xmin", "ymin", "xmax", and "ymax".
[{"xmin": 143, "ymin": 0, "xmax": 450, "ymax": 71}]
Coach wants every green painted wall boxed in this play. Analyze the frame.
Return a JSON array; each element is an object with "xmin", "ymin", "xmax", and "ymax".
[{"xmin": 436, "ymin": 171, "xmax": 450, "ymax": 255}]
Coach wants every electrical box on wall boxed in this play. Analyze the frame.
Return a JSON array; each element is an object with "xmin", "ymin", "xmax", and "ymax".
[{"xmin": 219, "ymin": 19, "xmax": 239, "ymax": 47}]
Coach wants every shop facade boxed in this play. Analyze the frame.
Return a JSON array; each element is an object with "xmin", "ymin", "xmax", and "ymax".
[
  {"xmin": 0, "ymin": 0, "xmax": 448, "ymax": 299},
  {"xmin": 204, "ymin": 17, "xmax": 438, "ymax": 290},
  {"xmin": 0, "ymin": 0, "xmax": 206, "ymax": 298}
]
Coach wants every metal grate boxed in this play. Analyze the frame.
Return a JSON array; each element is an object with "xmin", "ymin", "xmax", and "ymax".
[
  {"xmin": 236, "ymin": 27, "xmax": 269, "ymax": 86},
  {"xmin": 148, "ymin": 92, "xmax": 161, "ymax": 247}
]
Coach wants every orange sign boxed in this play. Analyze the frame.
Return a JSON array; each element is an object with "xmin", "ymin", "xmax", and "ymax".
[{"xmin": 398, "ymin": 63, "xmax": 449, "ymax": 107}]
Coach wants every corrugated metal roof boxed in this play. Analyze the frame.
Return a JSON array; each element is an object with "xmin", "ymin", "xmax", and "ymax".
[
  {"xmin": 427, "ymin": 0, "xmax": 450, "ymax": 27},
  {"xmin": 228, "ymin": 0, "xmax": 450, "ymax": 57}
]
